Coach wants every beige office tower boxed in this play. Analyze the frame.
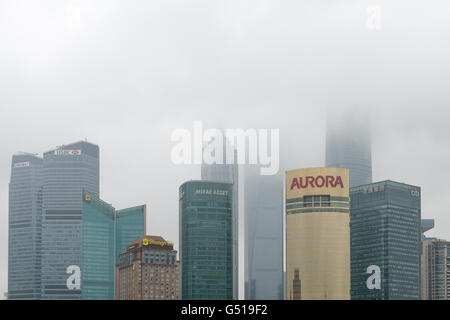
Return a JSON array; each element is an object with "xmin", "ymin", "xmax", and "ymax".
[
  {"xmin": 421, "ymin": 239, "xmax": 450, "ymax": 300},
  {"xmin": 285, "ymin": 167, "xmax": 350, "ymax": 300},
  {"xmin": 115, "ymin": 236, "xmax": 180, "ymax": 300}
]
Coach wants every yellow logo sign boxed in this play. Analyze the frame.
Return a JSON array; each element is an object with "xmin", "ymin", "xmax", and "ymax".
[
  {"xmin": 85, "ymin": 194, "xmax": 91, "ymax": 201},
  {"xmin": 142, "ymin": 238, "xmax": 173, "ymax": 247}
]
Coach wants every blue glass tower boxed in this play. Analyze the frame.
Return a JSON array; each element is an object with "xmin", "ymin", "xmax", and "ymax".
[
  {"xmin": 350, "ymin": 180, "xmax": 421, "ymax": 299},
  {"xmin": 41, "ymin": 141, "xmax": 99, "ymax": 299},
  {"xmin": 8, "ymin": 153, "xmax": 43, "ymax": 299}
]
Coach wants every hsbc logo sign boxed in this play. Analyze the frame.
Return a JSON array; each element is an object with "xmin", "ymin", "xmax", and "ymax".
[
  {"xmin": 54, "ymin": 149, "xmax": 82, "ymax": 156},
  {"xmin": 290, "ymin": 176, "xmax": 344, "ymax": 190}
]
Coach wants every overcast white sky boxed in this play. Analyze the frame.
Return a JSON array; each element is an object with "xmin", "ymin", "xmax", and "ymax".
[{"xmin": 1, "ymin": 0, "xmax": 450, "ymax": 299}]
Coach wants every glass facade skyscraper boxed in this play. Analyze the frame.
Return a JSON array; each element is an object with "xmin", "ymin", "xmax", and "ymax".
[
  {"xmin": 325, "ymin": 108, "xmax": 372, "ymax": 188},
  {"xmin": 179, "ymin": 180, "xmax": 233, "ymax": 300},
  {"xmin": 244, "ymin": 165, "xmax": 284, "ymax": 300},
  {"xmin": 81, "ymin": 193, "xmax": 146, "ymax": 300},
  {"xmin": 201, "ymin": 143, "xmax": 239, "ymax": 300},
  {"xmin": 8, "ymin": 154, "xmax": 43, "ymax": 299},
  {"xmin": 81, "ymin": 192, "xmax": 115, "ymax": 300},
  {"xmin": 116, "ymin": 205, "xmax": 147, "ymax": 262},
  {"xmin": 350, "ymin": 180, "xmax": 421, "ymax": 300},
  {"xmin": 41, "ymin": 141, "xmax": 100, "ymax": 299},
  {"xmin": 8, "ymin": 140, "xmax": 146, "ymax": 300}
]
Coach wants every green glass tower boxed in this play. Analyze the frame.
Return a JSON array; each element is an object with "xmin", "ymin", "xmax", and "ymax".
[
  {"xmin": 81, "ymin": 192, "xmax": 115, "ymax": 300},
  {"xmin": 350, "ymin": 180, "xmax": 421, "ymax": 300},
  {"xmin": 81, "ymin": 192, "xmax": 146, "ymax": 299},
  {"xmin": 116, "ymin": 205, "xmax": 147, "ymax": 261},
  {"xmin": 179, "ymin": 180, "xmax": 233, "ymax": 300}
]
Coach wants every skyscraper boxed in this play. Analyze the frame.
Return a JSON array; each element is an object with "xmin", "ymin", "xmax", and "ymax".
[
  {"xmin": 350, "ymin": 181, "xmax": 421, "ymax": 300},
  {"xmin": 325, "ymin": 108, "xmax": 372, "ymax": 188},
  {"xmin": 41, "ymin": 141, "xmax": 100, "ymax": 299},
  {"xmin": 285, "ymin": 167, "xmax": 351, "ymax": 300},
  {"xmin": 8, "ymin": 153, "xmax": 43, "ymax": 300},
  {"xmin": 244, "ymin": 165, "xmax": 284, "ymax": 300},
  {"xmin": 116, "ymin": 205, "xmax": 147, "ymax": 262},
  {"xmin": 8, "ymin": 140, "xmax": 146, "ymax": 300},
  {"xmin": 81, "ymin": 192, "xmax": 115, "ymax": 300},
  {"xmin": 81, "ymin": 193, "xmax": 146, "ymax": 300},
  {"xmin": 421, "ymin": 239, "xmax": 450, "ymax": 300},
  {"xmin": 179, "ymin": 180, "xmax": 233, "ymax": 299},
  {"xmin": 201, "ymin": 141, "xmax": 239, "ymax": 300}
]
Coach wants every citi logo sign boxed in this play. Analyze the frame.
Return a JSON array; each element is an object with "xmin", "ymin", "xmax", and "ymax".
[{"xmin": 290, "ymin": 176, "xmax": 344, "ymax": 190}]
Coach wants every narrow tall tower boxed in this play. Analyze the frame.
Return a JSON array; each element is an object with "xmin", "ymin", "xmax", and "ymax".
[{"xmin": 8, "ymin": 153, "xmax": 43, "ymax": 299}]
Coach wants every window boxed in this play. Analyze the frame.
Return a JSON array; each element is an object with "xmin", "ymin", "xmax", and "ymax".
[{"xmin": 303, "ymin": 195, "xmax": 331, "ymax": 207}]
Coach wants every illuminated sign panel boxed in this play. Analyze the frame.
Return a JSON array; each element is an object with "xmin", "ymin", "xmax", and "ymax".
[
  {"xmin": 54, "ymin": 149, "xmax": 82, "ymax": 156},
  {"xmin": 13, "ymin": 161, "xmax": 30, "ymax": 168}
]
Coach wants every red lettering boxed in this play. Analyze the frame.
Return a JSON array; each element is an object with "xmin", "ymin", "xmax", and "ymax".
[
  {"xmin": 315, "ymin": 176, "xmax": 325, "ymax": 187},
  {"xmin": 326, "ymin": 176, "xmax": 334, "ymax": 188},
  {"xmin": 299, "ymin": 177, "xmax": 307, "ymax": 188},
  {"xmin": 335, "ymin": 176, "xmax": 344, "ymax": 188},
  {"xmin": 290, "ymin": 178, "xmax": 299, "ymax": 190},
  {"xmin": 306, "ymin": 176, "xmax": 315, "ymax": 188},
  {"xmin": 290, "ymin": 175, "xmax": 344, "ymax": 189}
]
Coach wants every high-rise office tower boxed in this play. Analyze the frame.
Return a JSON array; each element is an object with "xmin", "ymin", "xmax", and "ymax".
[
  {"xmin": 81, "ymin": 192, "xmax": 115, "ymax": 300},
  {"xmin": 285, "ymin": 167, "xmax": 351, "ymax": 300},
  {"xmin": 179, "ymin": 180, "xmax": 233, "ymax": 299},
  {"xmin": 8, "ymin": 154, "xmax": 43, "ymax": 299},
  {"xmin": 81, "ymin": 192, "xmax": 146, "ymax": 300},
  {"xmin": 244, "ymin": 165, "xmax": 284, "ymax": 300},
  {"xmin": 8, "ymin": 140, "xmax": 146, "ymax": 300},
  {"xmin": 115, "ymin": 236, "xmax": 180, "ymax": 300},
  {"xmin": 116, "ymin": 205, "xmax": 147, "ymax": 262},
  {"xmin": 41, "ymin": 141, "xmax": 100, "ymax": 299},
  {"xmin": 325, "ymin": 108, "xmax": 372, "ymax": 188},
  {"xmin": 350, "ymin": 181, "xmax": 421, "ymax": 299},
  {"xmin": 201, "ymin": 140, "xmax": 239, "ymax": 300},
  {"xmin": 421, "ymin": 239, "xmax": 450, "ymax": 300}
]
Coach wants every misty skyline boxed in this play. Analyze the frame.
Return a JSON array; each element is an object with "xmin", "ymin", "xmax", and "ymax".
[{"xmin": 1, "ymin": 0, "xmax": 450, "ymax": 299}]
